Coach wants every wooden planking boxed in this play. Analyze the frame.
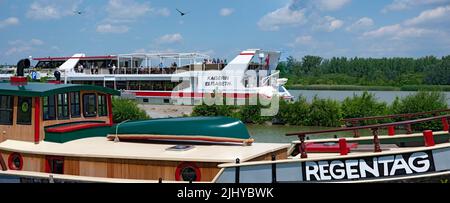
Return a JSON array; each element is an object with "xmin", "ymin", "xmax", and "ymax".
[
  {"xmin": 0, "ymin": 96, "xmax": 35, "ymax": 143},
  {"xmin": 0, "ymin": 150, "xmax": 222, "ymax": 181},
  {"xmin": 248, "ymin": 148, "xmax": 287, "ymax": 162}
]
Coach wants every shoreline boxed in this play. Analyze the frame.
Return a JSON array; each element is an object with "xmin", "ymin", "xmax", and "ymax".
[{"xmin": 287, "ymin": 84, "xmax": 450, "ymax": 92}]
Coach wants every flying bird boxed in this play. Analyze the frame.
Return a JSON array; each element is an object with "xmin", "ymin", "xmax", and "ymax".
[
  {"xmin": 176, "ymin": 8, "xmax": 189, "ymax": 16},
  {"xmin": 73, "ymin": 10, "xmax": 84, "ymax": 15}
]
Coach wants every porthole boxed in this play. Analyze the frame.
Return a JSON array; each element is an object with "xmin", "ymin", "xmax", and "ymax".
[
  {"xmin": 8, "ymin": 153, "xmax": 23, "ymax": 170},
  {"xmin": 175, "ymin": 162, "xmax": 201, "ymax": 182}
]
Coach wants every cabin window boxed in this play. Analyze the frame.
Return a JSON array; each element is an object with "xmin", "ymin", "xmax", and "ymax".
[
  {"xmin": 70, "ymin": 92, "xmax": 81, "ymax": 117},
  {"xmin": 83, "ymin": 94, "xmax": 97, "ymax": 117},
  {"xmin": 0, "ymin": 95, "xmax": 13, "ymax": 125},
  {"xmin": 17, "ymin": 97, "xmax": 32, "ymax": 125},
  {"xmin": 57, "ymin": 93, "xmax": 69, "ymax": 119},
  {"xmin": 43, "ymin": 96, "xmax": 56, "ymax": 120},
  {"xmin": 98, "ymin": 94, "xmax": 108, "ymax": 117},
  {"xmin": 45, "ymin": 156, "xmax": 64, "ymax": 174}
]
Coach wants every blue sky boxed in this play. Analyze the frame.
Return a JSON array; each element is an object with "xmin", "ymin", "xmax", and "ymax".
[{"xmin": 1, "ymin": 0, "xmax": 450, "ymax": 64}]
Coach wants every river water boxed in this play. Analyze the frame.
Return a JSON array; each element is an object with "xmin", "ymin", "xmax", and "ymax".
[{"xmin": 288, "ymin": 90, "xmax": 450, "ymax": 105}]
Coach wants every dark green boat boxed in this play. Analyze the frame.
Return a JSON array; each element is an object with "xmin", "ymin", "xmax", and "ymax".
[{"xmin": 106, "ymin": 117, "xmax": 254, "ymax": 144}]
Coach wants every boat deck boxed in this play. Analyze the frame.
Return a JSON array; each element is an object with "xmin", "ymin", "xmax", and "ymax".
[{"xmin": 0, "ymin": 137, "xmax": 289, "ymax": 163}]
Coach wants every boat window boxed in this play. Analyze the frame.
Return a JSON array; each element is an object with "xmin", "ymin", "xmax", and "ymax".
[
  {"xmin": 70, "ymin": 92, "xmax": 81, "ymax": 117},
  {"xmin": 45, "ymin": 156, "xmax": 64, "ymax": 174},
  {"xmin": 17, "ymin": 97, "xmax": 32, "ymax": 125},
  {"xmin": 98, "ymin": 94, "xmax": 107, "ymax": 117},
  {"xmin": 83, "ymin": 93, "xmax": 97, "ymax": 117},
  {"xmin": 0, "ymin": 95, "xmax": 13, "ymax": 125},
  {"xmin": 57, "ymin": 93, "xmax": 69, "ymax": 120},
  {"xmin": 43, "ymin": 96, "xmax": 56, "ymax": 120}
]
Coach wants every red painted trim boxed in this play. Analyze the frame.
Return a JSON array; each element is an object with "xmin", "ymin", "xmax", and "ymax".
[
  {"xmin": 34, "ymin": 97, "xmax": 40, "ymax": 143},
  {"xmin": 45, "ymin": 123, "xmax": 111, "ymax": 133},
  {"xmin": 240, "ymin": 53, "xmax": 255, "ymax": 56},
  {"xmin": 34, "ymin": 55, "xmax": 116, "ymax": 61},
  {"xmin": 175, "ymin": 162, "xmax": 201, "ymax": 182},
  {"xmin": 10, "ymin": 76, "xmax": 27, "ymax": 83},
  {"xmin": 133, "ymin": 91, "xmax": 257, "ymax": 99},
  {"xmin": 305, "ymin": 142, "xmax": 358, "ymax": 153},
  {"xmin": 423, "ymin": 130, "xmax": 435, "ymax": 147},
  {"xmin": 8, "ymin": 153, "xmax": 23, "ymax": 170},
  {"xmin": 107, "ymin": 95, "xmax": 113, "ymax": 125},
  {"xmin": 388, "ymin": 126, "xmax": 395, "ymax": 136}
]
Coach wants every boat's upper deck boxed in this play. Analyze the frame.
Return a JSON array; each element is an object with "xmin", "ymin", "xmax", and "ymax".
[{"xmin": 0, "ymin": 137, "xmax": 289, "ymax": 163}]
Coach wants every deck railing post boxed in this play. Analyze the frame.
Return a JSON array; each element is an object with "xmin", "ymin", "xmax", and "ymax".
[
  {"xmin": 235, "ymin": 158, "xmax": 240, "ymax": 183},
  {"xmin": 351, "ymin": 121, "xmax": 360, "ymax": 138},
  {"xmin": 405, "ymin": 116, "xmax": 413, "ymax": 134},
  {"xmin": 442, "ymin": 117, "xmax": 449, "ymax": 132},
  {"xmin": 298, "ymin": 134, "xmax": 308, "ymax": 159},
  {"xmin": 271, "ymin": 154, "xmax": 277, "ymax": 183},
  {"xmin": 423, "ymin": 130, "xmax": 435, "ymax": 147},
  {"xmin": 371, "ymin": 127, "xmax": 382, "ymax": 153},
  {"xmin": 339, "ymin": 138, "xmax": 348, "ymax": 155},
  {"xmin": 388, "ymin": 126, "xmax": 395, "ymax": 136}
]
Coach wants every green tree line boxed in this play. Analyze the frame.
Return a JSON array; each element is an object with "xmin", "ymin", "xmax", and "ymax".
[{"xmin": 278, "ymin": 55, "xmax": 450, "ymax": 86}]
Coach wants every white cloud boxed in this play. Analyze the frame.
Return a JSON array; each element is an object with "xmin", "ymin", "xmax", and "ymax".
[
  {"xmin": 157, "ymin": 33, "xmax": 183, "ymax": 44},
  {"xmin": 154, "ymin": 8, "xmax": 171, "ymax": 17},
  {"xmin": 362, "ymin": 24, "xmax": 438, "ymax": 39},
  {"xmin": 404, "ymin": 5, "xmax": 450, "ymax": 25},
  {"xmin": 26, "ymin": 0, "xmax": 81, "ymax": 20},
  {"xmin": 96, "ymin": 24, "xmax": 129, "ymax": 34},
  {"xmin": 0, "ymin": 17, "xmax": 19, "ymax": 28},
  {"xmin": 106, "ymin": 0, "xmax": 150, "ymax": 21},
  {"xmin": 105, "ymin": 0, "xmax": 169, "ymax": 22},
  {"xmin": 5, "ymin": 39, "xmax": 45, "ymax": 56},
  {"xmin": 257, "ymin": 5, "xmax": 307, "ymax": 31},
  {"xmin": 294, "ymin": 35, "xmax": 314, "ymax": 45},
  {"xmin": 382, "ymin": 0, "xmax": 450, "ymax": 13},
  {"xmin": 220, "ymin": 8, "xmax": 234, "ymax": 16},
  {"xmin": 315, "ymin": 0, "xmax": 351, "ymax": 11},
  {"xmin": 314, "ymin": 16, "xmax": 344, "ymax": 32},
  {"xmin": 346, "ymin": 17, "xmax": 374, "ymax": 32}
]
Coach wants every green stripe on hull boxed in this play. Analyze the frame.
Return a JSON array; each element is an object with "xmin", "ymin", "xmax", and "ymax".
[{"xmin": 44, "ymin": 125, "xmax": 111, "ymax": 143}]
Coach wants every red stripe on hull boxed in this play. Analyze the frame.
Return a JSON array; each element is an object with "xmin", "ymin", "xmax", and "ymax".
[{"xmin": 132, "ymin": 91, "xmax": 258, "ymax": 99}]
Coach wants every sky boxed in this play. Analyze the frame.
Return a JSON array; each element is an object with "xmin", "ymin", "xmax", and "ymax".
[{"xmin": 1, "ymin": 0, "xmax": 450, "ymax": 64}]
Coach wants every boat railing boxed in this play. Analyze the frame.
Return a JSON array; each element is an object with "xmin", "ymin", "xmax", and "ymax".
[
  {"xmin": 286, "ymin": 114, "xmax": 450, "ymax": 158},
  {"xmin": 341, "ymin": 109, "xmax": 450, "ymax": 137}
]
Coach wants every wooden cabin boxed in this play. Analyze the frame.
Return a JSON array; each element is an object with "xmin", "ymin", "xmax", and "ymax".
[{"xmin": 0, "ymin": 76, "xmax": 288, "ymax": 182}]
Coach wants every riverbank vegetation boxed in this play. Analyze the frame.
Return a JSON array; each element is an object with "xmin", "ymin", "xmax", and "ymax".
[
  {"xmin": 279, "ymin": 55, "xmax": 450, "ymax": 91},
  {"xmin": 191, "ymin": 91, "xmax": 448, "ymax": 130},
  {"xmin": 112, "ymin": 98, "xmax": 150, "ymax": 123}
]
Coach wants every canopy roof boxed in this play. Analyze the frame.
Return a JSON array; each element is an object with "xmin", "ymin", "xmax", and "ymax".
[{"xmin": 0, "ymin": 82, "xmax": 120, "ymax": 97}]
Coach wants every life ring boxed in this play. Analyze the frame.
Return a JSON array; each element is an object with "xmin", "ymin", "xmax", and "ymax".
[
  {"xmin": 175, "ymin": 162, "xmax": 201, "ymax": 182},
  {"xmin": 8, "ymin": 153, "xmax": 23, "ymax": 170}
]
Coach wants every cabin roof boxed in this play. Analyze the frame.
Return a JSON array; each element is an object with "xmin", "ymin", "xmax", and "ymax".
[
  {"xmin": 0, "ymin": 82, "xmax": 120, "ymax": 97},
  {"xmin": 0, "ymin": 137, "xmax": 289, "ymax": 163}
]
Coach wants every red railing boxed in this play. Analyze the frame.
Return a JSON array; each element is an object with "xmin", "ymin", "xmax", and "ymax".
[
  {"xmin": 286, "ymin": 115, "xmax": 450, "ymax": 159},
  {"xmin": 342, "ymin": 109, "xmax": 450, "ymax": 137}
]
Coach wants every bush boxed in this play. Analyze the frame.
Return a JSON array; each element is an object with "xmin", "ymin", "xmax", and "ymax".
[
  {"xmin": 112, "ymin": 98, "xmax": 150, "ymax": 123},
  {"xmin": 191, "ymin": 104, "xmax": 239, "ymax": 118},
  {"xmin": 307, "ymin": 96, "xmax": 342, "ymax": 127},
  {"xmin": 238, "ymin": 104, "xmax": 272, "ymax": 124},
  {"xmin": 391, "ymin": 91, "xmax": 448, "ymax": 131},
  {"xmin": 275, "ymin": 96, "xmax": 310, "ymax": 126},
  {"xmin": 341, "ymin": 92, "xmax": 389, "ymax": 124}
]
